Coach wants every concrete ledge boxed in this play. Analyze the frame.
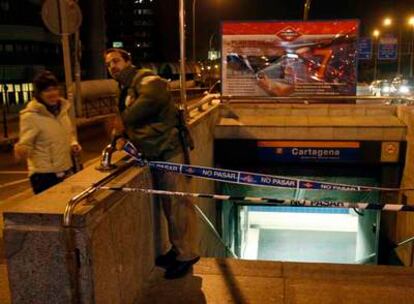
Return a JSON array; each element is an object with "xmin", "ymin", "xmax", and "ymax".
[
  {"xmin": 2, "ymin": 103, "xmax": 223, "ymax": 303},
  {"xmin": 218, "ymin": 116, "xmax": 405, "ymax": 127},
  {"xmin": 0, "ymin": 263, "xmax": 10, "ymax": 304},
  {"xmin": 215, "ymin": 115, "xmax": 407, "ymax": 141},
  {"xmin": 220, "ymin": 103, "xmax": 399, "ymax": 118}
]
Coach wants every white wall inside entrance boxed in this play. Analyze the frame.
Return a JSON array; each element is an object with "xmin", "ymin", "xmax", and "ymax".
[{"xmin": 242, "ymin": 211, "xmax": 359, "ymax": 263}]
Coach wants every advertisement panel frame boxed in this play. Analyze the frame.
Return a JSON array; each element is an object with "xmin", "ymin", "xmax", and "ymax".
[{"xmin": 220, "ymin": 19, "xmax": 360, "ymax": 98}]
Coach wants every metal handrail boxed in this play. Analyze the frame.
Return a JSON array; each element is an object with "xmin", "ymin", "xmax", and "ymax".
[
  {"xmin": 187, "ymin": 93, "xmax": 220, "ymax": 112},
  {"xmin": 62, "ymin": 157, "xmax": 136, "ymax": 303},
  {"xmin": 61, "ymin": 155, "xmax": 236, "ymax": 302},
  {"xmin": 62, "ymin": 158, "xmax": 135, "ymax": 227},
  {"xmin": 394, "ymin": 236, "xmax": 414, "ymax": 248},
  {"xmin": 170, "ymin": 87, "xmax": 209, "ymax": 94}
]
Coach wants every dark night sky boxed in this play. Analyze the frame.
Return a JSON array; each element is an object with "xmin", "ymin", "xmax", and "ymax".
[{"xmin": 154, "ymin": 0, "xmax": 414, "ymax": 61}]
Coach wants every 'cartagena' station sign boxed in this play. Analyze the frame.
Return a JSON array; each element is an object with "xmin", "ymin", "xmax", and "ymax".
[{"xmin": 257, "ymin": 141, "xmax": 361, "ymax": 162}]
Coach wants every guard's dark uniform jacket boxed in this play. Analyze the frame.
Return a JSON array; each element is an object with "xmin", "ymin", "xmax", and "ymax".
[{"xmin": 118, "ymin": 68, "xmax": 180, "ymax": 160}]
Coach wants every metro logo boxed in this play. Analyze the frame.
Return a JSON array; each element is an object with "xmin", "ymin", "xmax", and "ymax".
[
  {"xmin": 276, "ymin": 27, "xmax": 302, "ymax": 41},
  {"xmin": 303, "ymin": 182, "xmax": 314, "ymax": 188}
]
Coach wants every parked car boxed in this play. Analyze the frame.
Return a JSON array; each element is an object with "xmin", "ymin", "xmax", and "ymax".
[
  {"xmin": 369, "ymin": 80, "xmax": 393, "ymax": 96},
  {"xmin": 391, "ymin": 77, "xmax": 414, "ymax": 96}
]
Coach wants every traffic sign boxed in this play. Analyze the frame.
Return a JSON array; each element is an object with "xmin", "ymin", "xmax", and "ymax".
[
  {"xmin": 358, "ymin": 38, "xmax": 372, "ymax": 60},
  {"xmin": 41, "ymin": 0, "xmax": 82, "ymax": 35},
  {"xmin": 378, "ymin": 36, "xmax": 398, "ymax": 60}
]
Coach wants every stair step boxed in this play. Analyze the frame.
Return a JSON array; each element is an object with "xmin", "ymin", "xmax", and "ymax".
[
  {"xmin": 283, "ymin": 261, "xmax": 414, "ymax": 279},
  {"xmin": 142, "ymin": 271, "xmax": 284, "ymax": 304},
  {"xmin": 0, "ymin": 264, "xmax": 10, "ymax": 304},
  {"xmin": 286, "ymin": 278, "xmax": 414, "ymax": 304},
  {"xmin": 193, "ymin": 257, "xmax": 283, "ymax": 278},
  {"xmin": 194, "ymin": 258, "xmax": 414, "ymax": 279},
  {"xmin": 140, "ymin": 258, "xmax": 414, "ymax": 304}
]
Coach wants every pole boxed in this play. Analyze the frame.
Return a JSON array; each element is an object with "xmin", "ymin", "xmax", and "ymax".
[
  {"xmin": 303, "ymin": 0, "xmax": 312, "ymax": 21},
  {"xmin": 74, "ymin": 30, "xmax": 82, "ymax": 118},
  {"xmin": 192, "ymin": 0, "xmax": 196, "ymax": 62},
  {"xmin": 397, "ymin": 26, "xmax": 402, "ymax": 75},
  {"xmin": 2, "ymin": 83, "xmax": 8, "ymax": 139},
  {"xmin": 178, "ymin": 0, "xmax": 194, "ymax": 165},
  {"xmin": 410, "ymin": 28, "xmax": 414, "ymax": 78},
  {"xmin": 58, "ymin": 0, "xmax": 75, "ymax": 120},
  {"xmin": 374, "ymin": 38, "xmax": 378, "ymax": 81},
  {"xmin": 179, "ymin": 0, "xmax": 187, "ymax": 107},
  {"xmin": 209, "ymin": 32, "xmax": 216, "ymax": 51}
]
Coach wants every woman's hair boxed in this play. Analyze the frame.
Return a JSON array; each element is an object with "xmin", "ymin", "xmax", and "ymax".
[
  {"xmin": 104, "ymin": 48, "xmax": 132, "ymax": 62},
  {"xmin": 33, "ymin": 70, "xmax": 59, "ymax": 98}
]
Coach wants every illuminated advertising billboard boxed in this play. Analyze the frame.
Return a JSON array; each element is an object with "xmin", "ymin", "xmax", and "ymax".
[{"xmin": 221, "ymin": 20, "xmax": 359, "ymax": 97}]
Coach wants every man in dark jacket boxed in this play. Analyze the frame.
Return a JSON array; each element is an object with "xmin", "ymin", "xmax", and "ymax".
[{"xmin": 104, "ymin": 48, "xmax": 199, "ymax": 279}]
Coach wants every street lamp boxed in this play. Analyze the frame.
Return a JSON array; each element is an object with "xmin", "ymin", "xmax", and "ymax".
[
  {"xmin": 372, "ymin": 29, "xmax": 380, "ymax": 81},
  {"xmin": 192, "ymin": 0, "xmax": 196, "ymax": 62},
  {"xmin": 409, "ymin": 16, "xmax": 414, "ymax": 77},
  {"xmin": 383, "ymin": 18, "xmax": 393, "ymax": 27}
]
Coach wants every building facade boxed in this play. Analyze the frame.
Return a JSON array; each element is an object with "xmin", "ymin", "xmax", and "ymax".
[
  {"xmin": 105, "ymin": 0, "xmax": 157, "ymax": 62},
  {"xmin": 0, "ymin": 0, "xmax": 61, "ymax": 106}
]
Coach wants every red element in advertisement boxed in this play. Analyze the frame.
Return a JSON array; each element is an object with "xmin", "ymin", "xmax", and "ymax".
[
  {"xmin": 303, "ymin": 182, "xmax": 314, "ymax": 188},
  {"xmin": 276, "ymin": 27, "xmax": 302, "ymax": 42},
  {"xmin": 222, "ymin": 21, "xmax": 358, "ymax": 36}
]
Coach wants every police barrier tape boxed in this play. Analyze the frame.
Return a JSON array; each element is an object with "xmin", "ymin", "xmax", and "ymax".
[
  {"xmin": 122, "ymin": 140, "xmax": 409, "ymax": 193},
  {"xmin": 0, "ymin": 171, "xmax": 28, "ymax": 174},
  {"xmin": 149, "ymin": 161, "xmax": 408, "ymax": 192},
  {"xmin": 98, "ymin": 186, "xmax": 414, "ymax": 212},
  {"xmin": 0, "ymin": 178, "xmax": 29, "ymax": 189}
]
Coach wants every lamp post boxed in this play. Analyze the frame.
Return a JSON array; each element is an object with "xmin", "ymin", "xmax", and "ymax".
[
  {"xmin": 1, "ymin": 83, "xmax": 8, "ymax": 139},
  {"xmin": 178, "ymin": 0, "xmax": 187, "ymax": 106},
  {"xmin": 373, "ymin": 29, "xmax": 380, "ymax": 81},
  {"xmin": 192, "ymin": 0, "xmax": 196, "ymax": 62},
  {"xmin": 209, "ymin": 32, "xmax": 216, "ymax": 52},
  {"xmin": 409, "ymin": 16, "xmax": 414, "ymax": 77},
  {"xmin": 303, "ymin": 0, "xmax": 312, "ymax": 21},
  {"xmin": 383, "ymin": 17, "xmax": 405, "ymax": 76}
]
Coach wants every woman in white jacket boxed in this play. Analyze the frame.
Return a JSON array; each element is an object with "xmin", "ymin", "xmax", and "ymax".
[{"xmin": 14, "ymin": 71, "xmax": 81, "ymax": 194}]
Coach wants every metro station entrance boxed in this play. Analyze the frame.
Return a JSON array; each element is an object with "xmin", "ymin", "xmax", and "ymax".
[{"xmin": 215, "ymin": 140, "xmax": 406, "ymax": 265}]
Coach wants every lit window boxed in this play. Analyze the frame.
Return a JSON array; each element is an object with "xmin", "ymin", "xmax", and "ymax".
[{"xmin": 5, "ymin": 84, "xmax": 13, "ymax": 92}]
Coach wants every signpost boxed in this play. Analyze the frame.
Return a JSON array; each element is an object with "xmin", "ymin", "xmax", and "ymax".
[
  {"xmin": 41, "ymin": 0, "xmax": 82, "ymax": 118},
  {"xmin": 378, "ymin": 36, "xmax": 398, "ymax": 60},
  {"xmin": 358, "ymin": 37, "xmax": 372, "ymax": 60}
]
